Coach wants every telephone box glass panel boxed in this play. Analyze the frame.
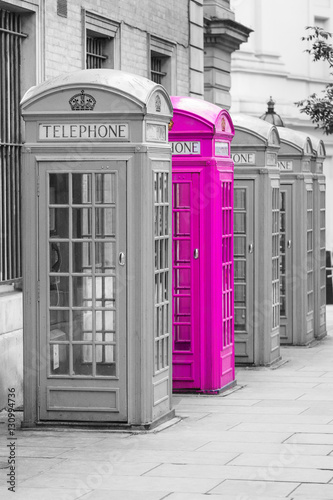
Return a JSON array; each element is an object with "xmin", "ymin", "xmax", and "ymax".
[{"xmin": 48, "ymin": 172, "xmax": 119, "ymax": 377}]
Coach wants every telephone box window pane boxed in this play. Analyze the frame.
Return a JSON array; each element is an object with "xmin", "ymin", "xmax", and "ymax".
[
  {"xmin": 73, "ymin": 311, "xmax": 92, "ymax": 341},
  {"xmin": 105, "ymin": 310, "xmax": 116, "ymax": 331},
  {"xmin": 50, "ymin": 276, "xmax": 69, "ymax": 307},
  {"xmin": 174, "ymin": 324, "xmax": 191, "ymax": 342},
  {"xmin": 95, "ymin": 173, "xmax": 115, "ymax": 204},
  {"xmin": 234, "ymin": 236, "xmax": 245, "ymax": 257},
  {"xmin": 96, "ymin": 358, "xmax": 116, "ymax": 376},
  {"xmin": 174, "ymin": 240, "xmax": 191, "ymax": 264},
  {"xmin": 73, "ymin": 242, "xmax": 92, "ymax": 272},
  {"xmin": 72, "ymin": 174, "xmax": 92, "ymax": 204},
  {"xmin": 173, "ymin": 212, "xmax": 190, "ymax": 236},
  {"xmin": 95, "ymin": 208, "xmax": 115, "ymax": 237},
  {"xmin": 73, "ymin": 345, "xmax": 93, "ymax": 375},
  {"xmin": 174, "ymin": 295, "xmax": 191, "ymax": 316},
  {"xmin": 73, "ymin": 208, "xmax": 92, "ymax": 238},
  {"xmin": 50, "ymin": 344, "xmax": 69, "ymax": 375},
  {"xmin": 50, "ymin": 242, "xmax": 69, "ymax": 273},
  {"xmin": 50, "ymin": 310, "xmax": 70, "ymax": 341},
  {"xmin": 96, "ymin": 344, "xmax": 115, "ymax": 363},
  {"xmin": 234, "ymin": 283, "xmax": 246, "ymax": 303},
  {"xmin": 49, "ymin": 173, "xmax": 69, "ymax": 204},
  {"xmin": 234, "ymin": 213, "xmax": 245, "ymax": 233},
  {"xmin": 95, "ymin": 242, "xmax": 116, "ymax": 272},
  {"xmin": 234, "ymin": 188, "xmax": 246, "ymax": 210},
  {"xmin": 234, "ymin": 308, "xmax": 246, "ymax": 329},
  {"xmin": 95, "ymin": 277, "xmax": 116, "ymax": 307},
  {"xmin": 73, "ymin": 276, "xmax": 92, "ymax": 307},
  {"xmin": 234, "ymin": 261, "xmax": 246, "ymax": 280},
  {"xmin": 174, "ymin": 183, "xmax": 191, "ymax": 208},
  {"xmin": 49, "ymin": 208, "xmax": 69, "ymax": 238},
  {"xmin": 174, "ymin": 268, "xmax": 191, "ymax": 291}
]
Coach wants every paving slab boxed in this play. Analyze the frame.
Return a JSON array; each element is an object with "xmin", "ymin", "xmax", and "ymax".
[
  {"xmin": 208, "ymin": 479, "xmax": 298, "ymax": 497},
  {"xmin": 292, "ymin": 483, "xmax": 333, "ymax": 498},
  {"xmin": 0, "ymin": 487, "xmax": 91, "ymax": 500},
  {"xmin": 143, "ymin": 462, "xmax": 333, "ymax": 483},
  {"xmin": 228, "ymin": 452, "xmax": 333, "ymax": 470}
]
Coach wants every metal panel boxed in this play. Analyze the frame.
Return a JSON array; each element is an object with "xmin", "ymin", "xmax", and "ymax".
[
  {"xmin": 172, "ymin": 172, "xmax": 200, "ymax": 389},
  {"xmin": 234, "ymin": 180, "xmax": 254, "ymax": 364},
  {"xmin": 38, "ymin": 161, "xmax": 127, "ymax": 422}
]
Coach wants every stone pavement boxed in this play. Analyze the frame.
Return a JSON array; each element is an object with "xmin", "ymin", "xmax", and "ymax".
[{"xmin": 1, "ymin": 307, "xmax": 333, "ymax": 500}]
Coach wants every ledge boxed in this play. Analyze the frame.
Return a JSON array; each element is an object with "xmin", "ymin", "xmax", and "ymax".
[{"xmin": 204, "ymin": 17, "xmax": 253, "ymax": 52}]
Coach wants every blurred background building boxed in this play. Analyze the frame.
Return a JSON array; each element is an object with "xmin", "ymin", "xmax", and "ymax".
[{"xmin": 230, "ymin": 0, "xmax": 333, "ymax": 250}]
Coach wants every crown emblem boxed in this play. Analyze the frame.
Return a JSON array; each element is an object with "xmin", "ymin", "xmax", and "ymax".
[
  {"xmin": 69, "ymin": 89, "xmax": 96, "ymax": 111},
  {"xmin": 221, "ymin": 117, "xmax": 226, "ymax": 131},
  {"xmin": 155, "ymin": 94, "xmax": 161, "ymax": 112}
]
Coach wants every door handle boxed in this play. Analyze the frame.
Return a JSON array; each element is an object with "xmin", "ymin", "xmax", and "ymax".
[
  {"xmin": 287, "ymin": 240, "xmax": 292, "ymax": 249},
  {"xmin": 119, "ymin": 252, "xmax": 125, "ymax": 266},
  {"xmin": 194, "ymin": 248, "xmax": 199, "ymax": 259},
  {"xmin": 249, "ymin": 243, "xmax": 254, "ymax": 254}
]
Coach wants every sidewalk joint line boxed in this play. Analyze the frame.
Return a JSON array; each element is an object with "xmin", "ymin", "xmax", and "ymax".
[
  {"xmin": 193, "ymin": 441, "xmax": 211, "ymax": 451},
  {"xmin": 141, "ymin": 462, "xmax": 163, "ymax": 476},
  {"xmin": 224, "ymin": 452, "xmax": 242, "ymax": 465},
  {"xmin": 205, "ymin": 478, "xmax": 226, "ymax": 494}
]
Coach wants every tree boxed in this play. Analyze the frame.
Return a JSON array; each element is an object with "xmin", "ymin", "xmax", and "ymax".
[{"xmin": 296, "ymin": 26, "xmax": 333, "ymax": 135}]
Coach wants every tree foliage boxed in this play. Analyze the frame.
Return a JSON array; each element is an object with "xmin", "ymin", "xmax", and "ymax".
[{"xmin": 296, "ymin": 26, "xmax": 333, "ymax": 135}]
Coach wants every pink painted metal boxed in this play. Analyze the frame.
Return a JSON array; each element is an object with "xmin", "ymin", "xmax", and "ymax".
[{"xmin": 170, "ymin": 96, "xmax": 235, "ymax": 393}]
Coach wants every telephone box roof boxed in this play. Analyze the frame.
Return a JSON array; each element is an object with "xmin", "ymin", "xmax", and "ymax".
[
  {"xmin": 170, "ymin": 96, "xmax": 234, "ymax": 135},
  {"xmin": 232, "ymin": 113, "xmax": 280, "ymax": 146},
  {"xmin": 278, "ymin": 126, "xmax": 314, "ymax": 155},
  {"xmin": 21, "ymin": 69, "xmax": 171, "ymax": 111}
]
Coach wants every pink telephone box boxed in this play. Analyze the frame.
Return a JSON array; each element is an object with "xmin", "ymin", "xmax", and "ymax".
[{"xmin": 169, "ymin": 96, "xmax": 235, "ymax": 393}]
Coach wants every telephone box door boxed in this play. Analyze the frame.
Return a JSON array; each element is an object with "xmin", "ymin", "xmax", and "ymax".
[
  {"xmin": 38, "ymin": 161, "xmax": 127, "ymax": 422},
  {"xmin": 172, "ymin": 172, "xmax": 201, "ymax": 389},
  {"xmin": 234, "ymin": 180, "xmax": 254, "ymax": 364},
  {"xmin": 279, "ymin": 185, "xmax": 293, "ymax": 343}
]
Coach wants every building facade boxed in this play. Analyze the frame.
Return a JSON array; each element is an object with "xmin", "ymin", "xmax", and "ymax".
[
  {"xmin": 230, "ymin": 0, "xmax": 333, "ymax": 250},
  {"xmin": 0, "ymin": 0, "xmax": 248, "ymax": 409}
]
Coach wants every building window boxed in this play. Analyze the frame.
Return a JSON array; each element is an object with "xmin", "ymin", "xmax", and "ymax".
[
  {"xmin": 149, "ymin": 36, "xmax": 177, "ymax": 93},
  {"xmin": 151, "ymin": 54, "xmax": 167, "ymax": 84},
  {"xmin": 86, "ymin": 36, "xmax": 108, "ymax": 69},
  {"xmin": 0, "ymin": 8, "xmax": 25, "ymax": 283},
  {"xmin": 84, "ymin": 11, "xmax": 120, "ymax": 70}
]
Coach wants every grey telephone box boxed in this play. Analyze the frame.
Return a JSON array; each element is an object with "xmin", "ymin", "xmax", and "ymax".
[
  {"xmin": 311, "ymin": 138, "xmax": 326, "ymax": 340},
  {"xmin": 278, "ymin": 128, "xmax": 316, "ymax": 345},
  {"xmin": 21, "ymin": 69, "xmax": 174, "ymax": 428},
  {"xmin": 231, "ymin": 115, "xmax": 281, "ymax": 366}
]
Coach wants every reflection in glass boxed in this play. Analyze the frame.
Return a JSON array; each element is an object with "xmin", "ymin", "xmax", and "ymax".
[
  {"xmin": 49, "ymin": 173, "xmax": 69, "ymax": 204},
  {"xmin": 73, "ymin": 345, "xmax": 93, "ymax": 375},
  {"xmin": 95, "ymin": 173, "xmax": 114, "ymax": 204},
  {"xmin": 49, "ymin": 208, "xmax": 69, "ymax": 238},
  {"xmin": 50, "ymin": 242, "xmax": 69, "ymax": 274},
  {"xmin": 73, "ymin": 276, "xmax": 92, "ymax": 307},
  {"xmin": 50, "ymin": 344, "xmax": 69, "ymax": 375},
  {"xmin": 95, "ymin": 276, "xmax": 116, "ymax": 307},
  {"xmin": 72, "ymin": 174, "xmax": 92, "ymax": 204},
  {"xmin": 95, "ymin": 207, "xmax": 115, "ymax": 237},
  {"xmin": 73, "ymin": 242, "xmax": 92, "ymax": 272},
  {"xmin": 95, "ymin": 241, "xmax": 115, "ymax": 272},
  {"xmin": 73, "ymin": 310, "xmax": 92, "ymax": 341},
  {"xmin": 50, "ymin": 310, "xmax": 70, "ymax": 341},
  {"xmin": 73, "ymin": 208, "xmax": 92, "ymax": 238},
  {"xmin": 50, "ymin": 276, "xmax": 70, "ymax": 307}
]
